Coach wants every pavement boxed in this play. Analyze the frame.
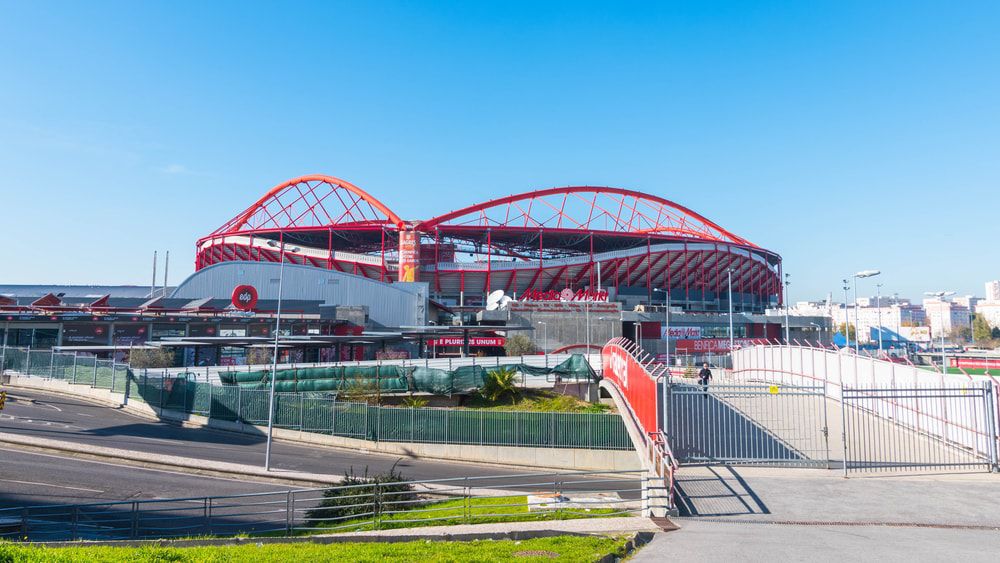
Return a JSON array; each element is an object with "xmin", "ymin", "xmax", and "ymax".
[{"xmin": 633, "ymin": 465, "xmax": 1000, "ymax": 562}]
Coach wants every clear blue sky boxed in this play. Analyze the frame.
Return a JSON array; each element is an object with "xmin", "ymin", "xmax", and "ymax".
[{"xmin": 1, "ymin": 1, "xmax": 997, "ymax": 302}]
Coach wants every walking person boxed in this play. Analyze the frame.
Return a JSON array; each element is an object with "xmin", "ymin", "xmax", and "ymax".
[{"xmin": 698, "ymin": 362, "xmax": 713, "ymax": 398}]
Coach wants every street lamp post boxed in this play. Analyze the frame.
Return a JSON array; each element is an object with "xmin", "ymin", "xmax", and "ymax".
[
  {"xmin": 842, "ymin": 279, "xmax": 851, "ymax": 349},
  {"xmin": 264, "ymin": 239, "xmax": 300, "ymax": 471},
  {"xmin": 852, "ymin": 270, "xmax": 881, "ymax": 353},
  {"xmin": 538, "ymin": 321, "xmax": 548, "ymax": 352},
  {"xmin": 809, "ymin": 322, "xmax": 823, "ymax": 346},
  {"xmin": 876, "ymin": 283, "xmax": 884, "ymax": 355},
  {"xmin": 924, "ymin": 291, "xmax": 955, "ymax": 374},
  {"xmin": 727, "ymin": 269, "xmax": 734, "ymax": 352},
  {"xmin": 784, "ymin": 273, "xmax": 791, "ymax": 344},
  {"xmin": 654, "ymin": 287, "xmax": 670, "ymax": 368}
]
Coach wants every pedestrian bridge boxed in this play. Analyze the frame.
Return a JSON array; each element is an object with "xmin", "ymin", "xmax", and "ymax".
[{"xmin": 599, "ymin": 340, "xmax": 1000, "ymax": 513}]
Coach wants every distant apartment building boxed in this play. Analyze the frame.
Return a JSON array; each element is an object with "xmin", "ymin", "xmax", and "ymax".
[
  {"xmin": 830, "ymin": 301, "xmax": 925, "ymax": 344},
  {"xmin": 986, "ymin": 280, "xmax": 1000, "ymax": 302},
  {"xmin": 977, "ymin": 300, "xmax": 1000, "ymax": 330},
  {"xmin": 922, "ymin": 298, "xmax": 972, "ymax": 338}
]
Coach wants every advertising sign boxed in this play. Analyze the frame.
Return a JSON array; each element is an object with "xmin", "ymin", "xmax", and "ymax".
[
  {"xmin": 113, "ymin": 324, "xmax": 148, "ymax": 346},
  {"xmin": 601, "ymin": 341, "xmax": 659, "ymax": 436},
  {"xmin": 521, "ymin": 287, "xmax": 609, "ymax": 302},
  {"xmin": 674, "ymin": 338, "xmax": 770, "ymax": 353},
  {"xmin": 661, "ymin": 326, "xmax": 702, "ymax": 341},
  {"xmin": 950, "ymin": 357, "xmax": 1000, "ymax": 369},
  {"xmin": 428, "ymin": 337, "xmax": 506, "ymax": 347},
  {"xmin": 231, "ymin": 285, "xmax": 258, "ymax": 311},
  {"xmin": 899, "ymin": 326, "xmax": 931, "ymax": 343},
  {"xmin": 398, "ymin": 230, "xmax": 420, "ymax": 282},
  {"xmin": 62, "ymin": 323, "xmax": 110, "ymax": 345}
]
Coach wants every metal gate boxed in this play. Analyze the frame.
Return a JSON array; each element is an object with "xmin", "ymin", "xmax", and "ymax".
[
  {"xmin": 841, "ymin": 384, "xmax": 1000, "ymax": 474},
  {"xmin": 665, "ymin": 382, "xmax": 829, "ymax": 467}
]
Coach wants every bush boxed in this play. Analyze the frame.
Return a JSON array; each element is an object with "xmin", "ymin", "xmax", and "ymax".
[
  {"xmin": 481, "ymin": 366, "xmax": 520, "ymax": 404},
  {"xmin": 127, "ymin": 348, "xmax": 176, "ymax": 368},
  {"xmin": 504, "ymin": 333, "xmax": 538, "ymax": 356},
  {"xmin": 402, "ymin": 396, "xmax": 429, "ymax": 408},
  {"xmin": 305, "ymin": 464, "xmax": 415, "ymax": 527},
  {"xmin": 246, "ymin": 347, "xmax": 272, "ymax": 366}
]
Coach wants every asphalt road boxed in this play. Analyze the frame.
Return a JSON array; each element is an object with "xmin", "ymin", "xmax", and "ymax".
[
  {"xmin": 0, "ymin": 388, "xmax": 561, "ymax": 486},
  {"xmin": 0, "ymin": 448, "xmax": 296, "ymax": 508}
]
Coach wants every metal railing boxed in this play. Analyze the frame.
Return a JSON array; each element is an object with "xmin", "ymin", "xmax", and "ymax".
[{"xmin": 0, "ymin": 470, "xmax": 647, "ymax": 542}]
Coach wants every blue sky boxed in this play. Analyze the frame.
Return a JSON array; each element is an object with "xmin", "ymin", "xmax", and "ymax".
[{"xmin": 1, "ymin": 1, "xmax": 997, "ymax": 301}]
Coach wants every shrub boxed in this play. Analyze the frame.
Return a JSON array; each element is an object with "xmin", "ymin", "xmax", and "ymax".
[
  {"xmin": 481, "ymin": 366, "xmax": 520, "ymax": 404},
  {"xmin": 246, "ymin": 347, "xmax": 272, "ymax": 366},
  {"xmin": 127, "ymin": 348, "xmax": 176, "ymax": 368},
  {"xmin": 504, "ymin": 333, "xmax": 538, "ymax": 356},
  {"xmin": 402, "ymin": 396, "xmax": 429, "ymax": 408},
  {"xmin": 305, "ymin": 464, "xmax": 415, "ymax": 527}
]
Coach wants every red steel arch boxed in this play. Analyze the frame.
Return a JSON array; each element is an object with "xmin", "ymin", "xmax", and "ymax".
[
  {"xmin": 210, "ymin": 174, "xmax": 404, "ymax": 235},
  {"xmin": 415, "ymin": 186, "xmax": 756, "ymax": 247}
]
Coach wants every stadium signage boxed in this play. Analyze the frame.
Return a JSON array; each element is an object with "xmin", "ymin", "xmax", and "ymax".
[
  {"xmin": 950, "ymin": 357, "xmax": 1000, "ymax": 369},
  {"xmin": 520, "ymin": 287, "xmax": 609, "ymax": 302},
  {"xmin": 428, "ymin": 337, "xmax": 506, "ymax": 347},
  {"xmin": 662, "ymin": 326, "xmax": 701, "ymax": 340},
  {"xmin": 231, "ymin": 285, "xmax": 258, "ymax": 311},
  {"xmin": 675, "ymin": 338, "xmax": 770, "ymax": 353}
]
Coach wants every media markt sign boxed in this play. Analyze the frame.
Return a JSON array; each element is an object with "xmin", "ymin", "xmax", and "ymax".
[{"xmin": 520, "ymin": 287, "xmax": 609, "ymax": 302}]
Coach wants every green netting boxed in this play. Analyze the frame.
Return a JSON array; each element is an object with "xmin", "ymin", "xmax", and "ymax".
[{"xmin": 215, "ymin": 355, "xmax": 596, "ymax": 396}]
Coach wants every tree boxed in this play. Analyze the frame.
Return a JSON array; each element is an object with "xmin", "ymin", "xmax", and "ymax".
[
  {"xmin": 949, "ymin": 326, "xmax": 972, "ymax": 343},
  {"xmin": 127, "ymin": 348, "xmax": 175, "ymax": 368},
  {"xmin": 993, "ymin": 327, "xmax": 1000, "ymax": 340},
  {"xmin": 836, "ymin": 323, "xmax": 856, "ymax": 341},
  {"xmin": 973, "ymin": 314, "xmax": 993, "ymax": 343},
  {"xmin": 503, "ymin": 333, "xmax": 538, "ymax": 356}
]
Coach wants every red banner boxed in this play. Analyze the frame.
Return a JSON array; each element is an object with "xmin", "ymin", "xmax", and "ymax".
[
  {"xmin": 950, "ymin": 357, "xmax": 1000, "ymax": 369},
  {"xmin": 602, "ymin": 341, "xmax": 659, "ymax": 436},
  {"xmin": 428, "ymin": 337, "xmax": 506, "ymax": 347},
  {"xmin": 398, "ymin": 230, "xmax": 420, "ymax": 282},
  {"xmin": 674, "ymin": 338, "xmax": 770, "ymax": 353}
]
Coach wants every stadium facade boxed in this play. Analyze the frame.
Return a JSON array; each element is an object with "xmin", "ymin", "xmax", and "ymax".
[
  {"xmin": 1, "ymin": 174, "xmax": 794, "ymax": 363},
  {"xmin": 193, "ymin": 174, "xmax": 783, "ymax": 312}
]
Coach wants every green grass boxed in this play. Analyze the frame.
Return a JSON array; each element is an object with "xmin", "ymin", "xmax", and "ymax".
[
  {"xmin": 311, "ymin": 495, "xmax": 625, "ymax": 532},
  {"xmin": 0, "ymin": 535, "xmax": 630, "ymax": 562},
  {"xmin": 916, "ymin": 366, "xmax": 995, "ymax": 376},
  {"xmin": 461, "ymin": 390, "xmax": 612, "ymax": 413}
]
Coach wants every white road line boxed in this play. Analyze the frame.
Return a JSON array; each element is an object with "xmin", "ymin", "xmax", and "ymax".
[
  {"xmin": 35, "ymin": 401, "xmax": 63, "ymax": 412},
  {"xmin": 1, "ymin": 479, "xmax": 104, "ymax": 493},
  {"xmin": 1, "ymin": 448, "xmax": 304, "ymax": 487}
]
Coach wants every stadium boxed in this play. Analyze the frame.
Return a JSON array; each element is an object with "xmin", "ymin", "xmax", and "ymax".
[{"xmin": 195, "ymin": 174, "xmax": 783, "ymax": 313}]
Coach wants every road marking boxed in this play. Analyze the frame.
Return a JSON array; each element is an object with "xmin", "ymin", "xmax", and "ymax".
[
  {"xmin": 1, "ymin": 479, "xmax": 104, "ymax": 493},
  {"xmin": 33, "ymin": 400, "xmax": 63, "ymax": 412}
]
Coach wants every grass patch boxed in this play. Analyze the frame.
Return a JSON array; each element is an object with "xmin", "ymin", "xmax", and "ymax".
[
  {"xmin": 0, "ymin": 535, "xmax": 630, "ymax": 562},
  {"xmin": 310, "ymin": 495, "xmax": 626, "ymax": 532},
  {"xmin": 462, "ymin": 389, "xmax": 612, "ymax": 413}
]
